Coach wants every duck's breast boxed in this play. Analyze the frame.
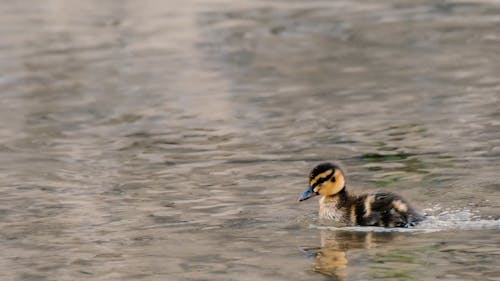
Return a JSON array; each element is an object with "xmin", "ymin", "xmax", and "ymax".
[{"xmin": 319, "ymin": 196, "xmax": 346, "ymax": 222}]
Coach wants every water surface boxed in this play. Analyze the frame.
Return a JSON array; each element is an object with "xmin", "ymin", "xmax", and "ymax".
[{"xmin": 0, "ymin": 0, "xmax": 499, "ymax": 280}]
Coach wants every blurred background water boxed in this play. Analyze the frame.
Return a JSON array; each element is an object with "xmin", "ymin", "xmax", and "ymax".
[{"xmin": 0, "ymin": 0, "xmax": 499, "ymax": 280}]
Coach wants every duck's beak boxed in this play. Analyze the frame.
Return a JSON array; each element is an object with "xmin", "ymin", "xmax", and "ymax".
[{"xmin": 298, "ymin": 186, "xmax": 317, "ymax": 202}]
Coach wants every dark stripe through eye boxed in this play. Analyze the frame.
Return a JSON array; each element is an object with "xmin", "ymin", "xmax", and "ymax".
[{"xmin": 311, "ymin": 172, "xmax": 334, "ymax": 188}]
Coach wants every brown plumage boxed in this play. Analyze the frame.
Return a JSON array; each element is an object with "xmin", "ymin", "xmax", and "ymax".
[{"xmin": 298, "ymin": 162, "xmax": 424, "ymax": 227}]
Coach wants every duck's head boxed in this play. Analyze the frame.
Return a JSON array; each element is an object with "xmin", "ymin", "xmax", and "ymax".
[{"xmin": 298, "ymin": 162, "xmax": 346, "ymax": 202}]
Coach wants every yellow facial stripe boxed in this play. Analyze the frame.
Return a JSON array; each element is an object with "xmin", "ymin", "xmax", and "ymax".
[
  {"xmin": 333, "ymin": 169, "xmax": 344, "ymax": 185},
  {"xmin": 330, "ymin": 169, "xmax": 345, "ymax": 194},
  {"xmin": 316, "ymin": 169, "xmax": 345, "ymax": 196},
  {"xmin": 310, "ymin": 169, "xmax": 333, "ymax": 187}
]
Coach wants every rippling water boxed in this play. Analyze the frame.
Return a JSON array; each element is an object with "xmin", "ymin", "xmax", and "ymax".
[{"xmin": 0, "ymin": 0, "xmax": 499, "ymax": 280}]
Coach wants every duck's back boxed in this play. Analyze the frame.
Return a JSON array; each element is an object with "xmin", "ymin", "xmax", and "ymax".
[{"xmin": 354, "ymin": 192, "xmax": 424, "ymax": 227}]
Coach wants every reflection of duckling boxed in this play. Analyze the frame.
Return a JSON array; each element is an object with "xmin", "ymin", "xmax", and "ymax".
[
  {"xmin": 315, "ymin": 232, "xmax": 349, "ymax": 278},
  {"xmin": 298, "ymin": 162, "xmax": 424, "ymax": 227},
  {"xmin": 313, "ymin": 247, "xmax": 348, "ymax": 280},
  {"xmin": 302, "ymin": 230, "xmax": 392, "ymax": 279}
]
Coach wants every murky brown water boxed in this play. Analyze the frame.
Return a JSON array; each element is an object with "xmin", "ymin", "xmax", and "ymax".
[{"xmin": 0, "ymin": 0, "xmax": 499, "ymax": 280}]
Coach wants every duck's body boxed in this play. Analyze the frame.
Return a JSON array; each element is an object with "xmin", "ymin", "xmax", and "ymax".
[
  {"xmin": 318, "ymin": 188, "xmax": 423, "ymax": 227},
  {"xmin": 299, "ymin": 163, "xmax": 424, "ymax": 228}
]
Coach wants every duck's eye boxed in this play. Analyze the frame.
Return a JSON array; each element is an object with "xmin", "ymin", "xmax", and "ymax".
[{"xmin": 331, "ymin": 176, "xmax": 336, "ymax": 182}]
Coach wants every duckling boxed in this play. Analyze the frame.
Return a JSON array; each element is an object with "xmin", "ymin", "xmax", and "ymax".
[{"xmin": 298, "ymin": 162, "xmax": 424, "ymax": 227}]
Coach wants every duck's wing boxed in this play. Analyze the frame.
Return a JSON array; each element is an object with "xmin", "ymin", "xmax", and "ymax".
[{"xmin": 360, "ymin": 192, "xmax": 423, "ymax": 227}]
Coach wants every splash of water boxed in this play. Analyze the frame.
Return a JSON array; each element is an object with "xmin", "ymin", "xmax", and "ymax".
[{"xmin": 310, "ymin": 206, "xmax": 500, "ymax": 233}]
